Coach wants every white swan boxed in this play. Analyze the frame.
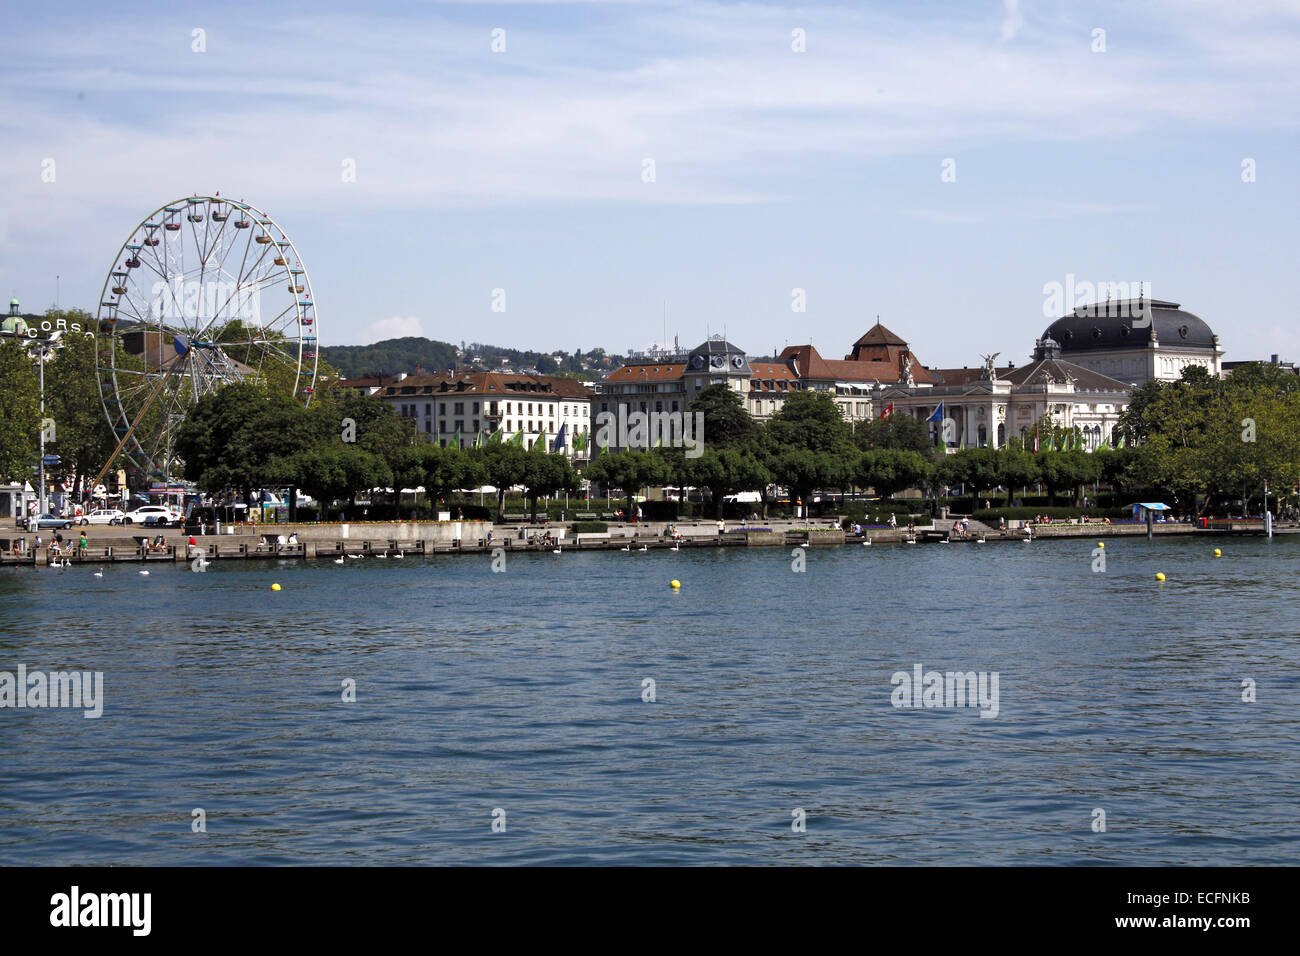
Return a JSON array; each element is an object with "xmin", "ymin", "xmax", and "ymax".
[
  {"xmin": 139, "ymin": 569, "xmax": 150, "ymax": 575},
  {"xmin": 638, "ymin": 545, "xmax": 648, "ymax": 552},
  {"xmin": 620, "ymin": 545, "xmax": 631, "ymax": 552},
  {"xmin": 93, "ymin": 568, "xmax": 104, "ymax": 577},
  {"xmin": 334, "ymin": 557, "xmax": 345, "ymax": 565}
]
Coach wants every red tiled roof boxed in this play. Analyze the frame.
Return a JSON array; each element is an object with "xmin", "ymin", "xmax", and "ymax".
[
  {"xmin": 748, "ymin": 363, "xmax": 798, "ymax": 391},
  {"xmin": 852, "ymin": 322, "xmax": 908, "ymax": 348},
  {"xmin": 604, "ymin": 363, "xmax": 687, "ymax": 384},
  {"xmin": 780, "ymin": 344, "xmax": 937, "ymax": 385}
]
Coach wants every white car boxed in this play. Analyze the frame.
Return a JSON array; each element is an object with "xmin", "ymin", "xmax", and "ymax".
[
  {"xmin": 124, "ymin": 505, "xmax": 181, "ymax": 525},
  {"xmin": 79, "ymin": 508, "xmax": 127, "ymax": 526}
]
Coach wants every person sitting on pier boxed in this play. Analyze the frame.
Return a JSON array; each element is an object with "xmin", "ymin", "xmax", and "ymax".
[
  {"xmin": 49, "ymin": 539, "xmax": 62, "ymax": 557},
  {"xmin": 287, "ymin": 532, "xmax": 299, "ymax": 546}
]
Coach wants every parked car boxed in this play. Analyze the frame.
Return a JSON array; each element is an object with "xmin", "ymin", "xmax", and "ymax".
[
  {"xmin": 80, "ymin": 508, "xmax": 127, "ymax": 526},
  {"xmin": 28, "ymin": 513, "xmax": 73, "ymax": 530},
  {"xmin": 126, "ymin": 505, "xmax": 181, "ymax": 525}
]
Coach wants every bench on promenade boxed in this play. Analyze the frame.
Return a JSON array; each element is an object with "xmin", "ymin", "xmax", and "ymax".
[
  {"xmin": 503, "ymin": 513, "xmax": 527, "ymax": 523},
  {"xmin": 575, "ymin": 512, "xmax": 598, "ymax": 521}
]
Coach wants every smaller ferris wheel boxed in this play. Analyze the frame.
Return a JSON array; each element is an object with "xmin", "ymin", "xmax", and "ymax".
[{"xmin": 94, "ymin": 195, "xmax": 319, "ymax": 481}]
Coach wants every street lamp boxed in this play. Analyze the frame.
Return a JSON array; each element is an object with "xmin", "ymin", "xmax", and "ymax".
[{"xmin": 29, "ymin": 334, "xmax": 64, "ymax": 521}]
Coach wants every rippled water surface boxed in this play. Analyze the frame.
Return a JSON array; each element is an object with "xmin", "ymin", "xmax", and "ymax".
[{"xmin": 1, "ymin": 536, "xmax": 1297, "ymax": 865}]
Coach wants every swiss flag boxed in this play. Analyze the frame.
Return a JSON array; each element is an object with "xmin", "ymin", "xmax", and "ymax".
[{"xmin": 882, "ymin": 403, "xmax": 894, "ymax": 419}]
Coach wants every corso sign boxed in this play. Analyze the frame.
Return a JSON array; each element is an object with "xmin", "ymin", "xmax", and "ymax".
[{"xmin": 16, "ymin": 317, "xmax": 95, "ymax": 339}]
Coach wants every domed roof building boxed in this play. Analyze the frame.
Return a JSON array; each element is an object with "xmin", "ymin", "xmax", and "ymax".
[
  {"xmin": 1041, "ymin": 298, "xmax": 1221, "ymax": 384},
  {"xmin": 2, "ymin": 297, "xmax": 27, "ymax": 337}
]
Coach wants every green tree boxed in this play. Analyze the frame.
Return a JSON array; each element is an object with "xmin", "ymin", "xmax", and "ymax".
[
  {"xmin": 0, "ymin": 340, "xmax": 39, "ymax": 483},
  {"xmin": 854, "ymin": 413, "xmax": 931, "ymax": 454},
  {"xmin": 584, "ymin": 450, "xmax": 668, "ymax": 517},
  {"xmin": 44, "ymin": 328, "xmax": 120, "ymax": 495},
  {"xmin": 689, "ymin": 383, "xmax": 757, "ymax": 450},
  {"xmin": 855, "ymin": 448, "xmax": 930, "ymax": 499},
  {"xmin": 522, "ymin": 445, "xmax": 578, "ymax": 521},
  {"xmin": 477, "ymin": 442, "xmax": 529, "ymax": 521},
  {"xmin": 682, "ymin": 448, "xmax": 769, "ymax": 517},
  {"xmin": 765, "ymin": 390, "xmax": 854, "ymax": 452},
  {"xmin": 768, "ymin": 448, "xmax": 841, "ymax": 517}
]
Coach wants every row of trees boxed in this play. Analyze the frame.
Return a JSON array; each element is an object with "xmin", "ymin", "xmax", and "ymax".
[
  {"xmin": 174, "ymin": 382, "xmax": 579, "ymax": 521},
  {"xmin": 587, "ymin": 366, "xmax": 1300, "ymax": 517},
  {"xmin": 584, "ymin": 386, "xmax": 1095, "ymax": 515}
]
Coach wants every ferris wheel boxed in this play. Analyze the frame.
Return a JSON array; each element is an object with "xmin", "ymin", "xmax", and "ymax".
[{"xmin": 94, "ymin": 195, "xmax": 319, "ymax": 481}]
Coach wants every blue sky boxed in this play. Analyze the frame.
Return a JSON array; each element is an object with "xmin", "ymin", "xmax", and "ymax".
[{"xmin": 2, "ymin": 0, "xmax": 1298, "ymax": 367}]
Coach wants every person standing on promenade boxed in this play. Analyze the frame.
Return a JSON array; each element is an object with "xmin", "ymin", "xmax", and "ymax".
[
  {"xmin": 889, "ymin": 513, "xmax": 897, "ymax": 529},
  {"xmin": 79, "ymin": 531, "xmax": 88, "ymax": 552}
]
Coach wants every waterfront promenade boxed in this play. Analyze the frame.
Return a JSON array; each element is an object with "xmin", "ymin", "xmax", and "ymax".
[{"xmin": 0, "ymin": 516, "xmax": 1280, "ymax": 567}]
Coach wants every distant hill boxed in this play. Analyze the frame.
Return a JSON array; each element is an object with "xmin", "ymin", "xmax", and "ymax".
[
  {"xmin": 320, "ymin": 337, "xmax": 461, "ymax": 379},
  {"xmin": 320, "ymin": 336, "xmax": 622, "ymax": 380}
]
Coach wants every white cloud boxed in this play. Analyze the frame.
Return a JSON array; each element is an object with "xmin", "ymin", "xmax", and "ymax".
[
  {"xmin": 1000, "ymin": 0, "xmax": 1024, "ymax": 41},
  {"xmin": 368, "ymin": 316, "xmax": 424, "ymax": 340}
]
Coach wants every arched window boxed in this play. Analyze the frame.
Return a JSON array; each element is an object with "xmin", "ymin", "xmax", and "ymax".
[
  {"xmin": 978, "ymin": 424, "xmax": 988, "ymax": 447},
  {"xmin": 997, "ymin": 423, "xmax": 1006, "ymax": 447}
]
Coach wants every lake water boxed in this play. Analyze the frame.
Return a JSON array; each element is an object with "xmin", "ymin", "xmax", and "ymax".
[{"xmin": 1, "ymin": 536, "xmax": 1297, "ymax": 865}]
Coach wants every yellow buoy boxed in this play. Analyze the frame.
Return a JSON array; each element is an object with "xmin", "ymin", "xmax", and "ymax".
[
  {"xmin": 1097, "ymin": 542, "xmax": 1105, "ymax": 549},
  {"xmin": 271, "ymin": 583, "xmax": 282, "ymax": 591},
  {"xmin": 1213, "ymin": 548, "xmax": 1222, "ymax": 557},
  {"xmin": 1154, "ymin": 572, "xmax": 1165, "ymax": 582},
  {"xmin": 670, "ymin": 579, "xmax": 681, "ymax": 589}
]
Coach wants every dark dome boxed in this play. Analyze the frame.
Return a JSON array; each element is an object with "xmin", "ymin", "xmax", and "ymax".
[{"xmin": 1043, "ymin": 299, "xmax": 1216, "ymax": 352}]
